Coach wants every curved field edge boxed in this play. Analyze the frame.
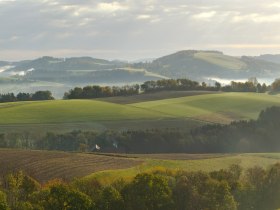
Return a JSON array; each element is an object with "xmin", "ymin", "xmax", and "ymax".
[
  {"xmin": 97, "ymin": 90, "xmax": 219, "ymax": 104},
  {"xmin": 0, "ymin": 92, "xmax": 279, "ymax": 125},
  {"xmin": 0, "ymin": 149, "xmax": 142, "ymax": 183},
  {"xmin": 131, "ymin": 92, "xmax": 280, "ymax": 123},
  {"xmin": 0, "ymin": 99, "xmax": 167, "ymax": 124},
  {"xmin": 83, "ymin": 153, "xmax": 280, "ymax": 184}
]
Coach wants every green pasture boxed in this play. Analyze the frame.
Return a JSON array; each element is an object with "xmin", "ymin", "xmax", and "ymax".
[
  {"xmin": 0, "ymin": 100, "xmax": 163, "ymax": 124},
  {"xmin": 84, "ymin": 153, "xmax": 280, "ymax": 184},
  {"xmin": 194, "ymin": 51, "xmax": 247, "ymax": 70},
  {"xmin": 131, "ymin": 92, "xmax": 280, "ymax": 123},
  {"xmin": 0, "ymin": 92, "xmax": 279, "ymax": 128}
]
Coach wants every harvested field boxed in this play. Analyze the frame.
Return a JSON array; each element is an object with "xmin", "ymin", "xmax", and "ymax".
[{"xmin": 0, "ymin": 149, "xmax": 142, "ymax": 183}]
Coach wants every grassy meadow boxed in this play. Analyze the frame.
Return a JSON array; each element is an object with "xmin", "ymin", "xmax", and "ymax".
[
  {"xmin": 194, "ymin": 51, "xmax": 247, "ymax": 70},
  {"xmin": 0, "ymin": 92, "xmax": 279, "ymax": 133},
  {"xmin": 84, "ymin": 153, "xmax": 280, "ymax": 184}
]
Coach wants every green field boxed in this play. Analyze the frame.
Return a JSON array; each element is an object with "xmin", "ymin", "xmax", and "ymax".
[
  {"xmin": 83, "ymin": 153, "xmax": 280, "ymax": 184},
  {"xmin": 194, "ymin": 51, "xmax": 247, "ymax": 70},
  {"xmin": 0, "ymin": 92, "xmax": 279, "ymax": 132},
  {"xmin": 132, "ymin": 92, "xmax": 280, "ymax": 123}
]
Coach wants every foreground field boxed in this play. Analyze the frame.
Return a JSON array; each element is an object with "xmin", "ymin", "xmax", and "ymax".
[
  {"xmin": 0, "ymin": 92, "xmax": 279, "ymax": 132},
  {"xmin": 1, "ymin": 149, "xmax": 280, "ymax": 184},
  {"xmin": 86, "ymin": 153, "xmax": 280, "ymax": 184},
  {"xmin": 0, "ymin": 149, "xmax": 141, "ymax": 183}
]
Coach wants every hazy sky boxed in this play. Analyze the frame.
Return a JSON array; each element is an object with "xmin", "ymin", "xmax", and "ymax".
[{"xmin": 1, "ymin": 0, "xmax": 280, "ymax": 60}]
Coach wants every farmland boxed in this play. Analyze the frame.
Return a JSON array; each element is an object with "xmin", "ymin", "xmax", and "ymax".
[
  {"xmin": 0, "ymin": 149, "xmax": 142, "ymax": 183},
  {"xmin": 0, "ymin": 149, "xmax": 279, "ymax": 184},
  {"xmin": 85, "ymin": 153, "xmax": 280, "ymax": 184},
  {"xmin": 0, "ymin": 92, "xmax": 279, "ymax": 133}
]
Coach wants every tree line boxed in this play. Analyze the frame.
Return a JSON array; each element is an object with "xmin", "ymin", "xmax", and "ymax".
[
  {"xmin": 0, "ymin": 91, "xmax": 54, "ymax": 103},
  {"xmin": 63, "ymin": 85, "xmax": 140, "ymax": 99},
  {"xmin": 1, "ymin": 106, "xmax": 280, "ymax": 154},
  {"xmin": 0, "ymin": 163, "xmax": 280, "ymax": 209},
  {"xmin": 63, "ymin": 78, "xmax": 277, "ymax": 99},
  {"xmin": 0, "ymin": 78, "xmax": 280, "ymax": 102}
]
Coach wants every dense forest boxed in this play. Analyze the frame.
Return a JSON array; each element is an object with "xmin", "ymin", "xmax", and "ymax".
[
  {"xmin": 0, "ymin": 163, "xmax": 280, "ymax": 209},
  {"xmin": 1, "ymin": 106, "xmax": 280, "ymax": 153}
]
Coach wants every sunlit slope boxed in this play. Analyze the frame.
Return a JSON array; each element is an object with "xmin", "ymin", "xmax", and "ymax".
[
  {"xmin": 194, "ymin": 51, "xmax": 247, "ymax": 70},
  {"xmin": 0, "ymin": 93, "xmax": 279, "ymax": 124},
  {"xmin": 85, "ymin": 153, "xmax": 280, "ymax": 184},
  {"xmin": 131, "ymin": 93, "xmax": 280, "ymax": 123},
  {"xmin": 0, "ymin": 100, "xmax": 165, "ymax": 124}
]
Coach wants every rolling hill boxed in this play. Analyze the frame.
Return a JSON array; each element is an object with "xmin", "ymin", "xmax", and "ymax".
[
  {"xmin": 1, "ymin": 149, "xmax": 280, "ymax": 184},
  {"xmin": 2, "ymin": 50, "xmax": 280, "ymax": 85},
  {"xmin": 131, "ymin": 92, "xmax": 280, "ymax": 123},
  {"xmin": 2, "ymin": 56, "xmax": 166, "ymax": 84},
  {"xmin": 0, "ymin": 92, "xmax": 279, "ymax": 132},
  {"xmin": 1, "ymin": 50, "xmax": 280, "ymax": 98},
  {"xmin": 133, "ymin": 50, "xmax": 280, "ymax": 80},
  {"xmin": 0, "ymin": 149, "xmax": 141, "ymax": 183},
  {"xmin": 254, "ymin": 54, "xmax": 280, "ymax": 64}
]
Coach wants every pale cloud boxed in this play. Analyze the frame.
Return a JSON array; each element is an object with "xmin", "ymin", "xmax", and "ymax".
[
  {"xmin": 96, "ymin": 2, "xmax": 129, "ymax": 13},
  {"xmin": 10, "ymin": 36, "xmax": 20, "ymax": 41},
  {"xmin": 1, "ymin": 0, "xmax": 280, "ymax": 61},
  {"xmin": 137, "ymin": 14, "xmax": 151, "ymax": 20},
  {"xmin": 0, "ymin": 0, "xmax": 15, "ymax": 3},
  {"xmin": 55, "ymin": 33, "xmax": 72, "ymax": 39},
  {"xmin": 267, "ymin": 2, "xmax": 280, "ymax": 8},
  {"xmin": 210, "ymin": 44, "xmax": 280, "ymax": 49},
  {"xmin": 192, "ymin": 11, "xmax": 217, "ymax": 20},
  {"xmin": 232, "ymin": 13, "xmax": 280, "ymax": 23}
]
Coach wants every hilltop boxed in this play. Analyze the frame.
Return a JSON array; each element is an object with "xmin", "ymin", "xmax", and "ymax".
[
  {"xmin": 254, "ymin": 54, "xmax": 280, "ymax": 64},
  {"xmin": 2, "ymin": 50, "xmax": 280, "ymax": 83},
  {"xmin": 133, "ymin": 50, "xmax": 280, "ymax": 80},
  {"xmin": 1, "ymin": 50, "xmax": 280, "ymax": 97},
  {"xmin": 0, "ymin": 92, "xmax": 279, "ymax": 134}
]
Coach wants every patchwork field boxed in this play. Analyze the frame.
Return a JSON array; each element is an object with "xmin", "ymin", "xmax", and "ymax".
[
  {"xmin": 0, "ymin": 149, "xmax": 142, "ymax": 183},
  {"xmin": 0, "ymin": 92, "xmax": 279, "ymax": 127},
  {"xmin": 0, "ymin": 92, "xmax": 278, "ymax": 135},
  {"xmin": 1, "ymin": 149, "xmax": 279, "ymax": 184}
]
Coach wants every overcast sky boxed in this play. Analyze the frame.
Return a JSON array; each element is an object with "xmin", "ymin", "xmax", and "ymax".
[{"xmin": 1, "ymin": 0, "xmax": 280, "ymax": 61}]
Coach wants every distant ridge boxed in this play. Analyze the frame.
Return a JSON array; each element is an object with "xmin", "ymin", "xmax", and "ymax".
[
  {"xmin": 132, "ymin": 50, "xmax": 280, "ymax": 80},
  {"xmin": 0, "ymin": 50, "xmax": 280, "ymax": 97},
  {"xmin": 254, "ymin": 54, "xmax": 280, "ymax": 64}
]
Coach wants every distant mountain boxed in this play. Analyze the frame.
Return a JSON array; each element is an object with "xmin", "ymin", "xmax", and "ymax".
[
  {"xmin": 0, "ymin": 61, "xmax": 10, "ymax": 67},
  {"xmin": 8, "ymin": 56, "xmax": 126, "ymax": 72},
  {"xmin": 254, "ymin": 54, "xmax": 280, "ymax": 64},
  {"xmin": 0, "ymin": 51, "xmax": 280, "ymax": 91},
  {"xmin": 132, "ymin": 50, "xmax": 280, "ymax": 80},
  {"xmin": 130, "ymin": 58, "xmax": 155, "ymax": 63},
  {"xmin": 0, "ymin": 56, "xmax": 167, "ymax": 84},
  {"xmin": 3, "ymin": 52, "xmax": 280, "ymax": 82}
]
